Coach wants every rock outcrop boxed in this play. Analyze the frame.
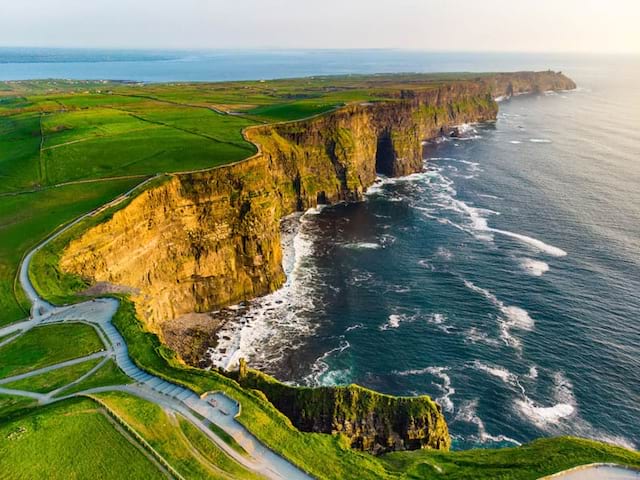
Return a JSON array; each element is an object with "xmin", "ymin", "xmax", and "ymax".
[{"xmin": 229, "ymin": 359, "xmax": 451, "ymax": 454}]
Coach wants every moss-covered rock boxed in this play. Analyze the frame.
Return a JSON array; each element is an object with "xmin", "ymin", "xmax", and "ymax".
[{"xmin": 228, "ymin": 359, "xmax": 450, "ymax": 454}]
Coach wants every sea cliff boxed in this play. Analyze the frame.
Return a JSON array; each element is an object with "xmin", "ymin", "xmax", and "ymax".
[
  {"xmin": 57, "ymin": 71, "xmax": 574, "ymax": 452},
  {"xmin": 60, "ymin": 71, "xmax": 575, "ymax": 335}
]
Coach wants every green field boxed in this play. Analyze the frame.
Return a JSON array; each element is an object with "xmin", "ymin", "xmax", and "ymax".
[
  {"xmin": 94, "ymin": 390, "xmax": 262, "ymax": 480},
  {"xmin": 2, "ymin": 357, "xmax": 102, "ymax": 393},
  {"xmin": 0, "ymin": 398, "xmax": 166, "ymax": 479},
  {"xmin": 0, "ymin": 322, "xmax": 103, "ymax": 378},
  {"xmin": 57, "ymin": 359, "xmax": 131, "ymax": 396},
  {"xmin": 0, "ymin": 394, "xmax": 37, "ymax": 419}
]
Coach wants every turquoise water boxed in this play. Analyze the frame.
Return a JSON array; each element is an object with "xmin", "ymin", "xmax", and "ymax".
[
  {"xmin": 4, "ymin": 48, "xmax": 638, "ymax": 450},
  {"xmin": 209, "ymin": 57, "xmax": 640, "ymax": 450}
]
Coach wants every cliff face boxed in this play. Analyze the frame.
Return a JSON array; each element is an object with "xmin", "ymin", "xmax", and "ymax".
[
  {"xmin": 230, "ymin": 360, "xmax": 451, "ymax": 454},
  {"xmin": 60, "ymin": 71, "xmax": 575, "ymax": 335}
]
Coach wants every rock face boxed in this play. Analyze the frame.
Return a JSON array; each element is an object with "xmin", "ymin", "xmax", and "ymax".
[
  {"xmin": 230, "ymin": 360, "xmax": 451, "ymax": 454},
  {"xmin": 60, "ymin": 71, "xmax": 575, "ymax": 336}
]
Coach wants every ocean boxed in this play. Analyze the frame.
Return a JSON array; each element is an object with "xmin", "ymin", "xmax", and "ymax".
[{"xmin": 4, "ymin": 48, "xmax": 638, "ymax": 450}]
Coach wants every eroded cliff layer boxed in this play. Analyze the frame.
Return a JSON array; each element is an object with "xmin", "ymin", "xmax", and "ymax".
[{"xmin": 60, "ymin": 72, "xmax": 575, "ymax": 337}]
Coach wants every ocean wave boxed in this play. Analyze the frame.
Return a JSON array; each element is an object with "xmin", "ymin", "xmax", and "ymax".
[
  {"xmin": 519, "ymin": 258, "xmax": 550, "ymax": 276},
  {"xmin": 515, "ymin": 372, "xmax": 576, "ymax": 428},
  {"xmin": 529, "ymin": 138, "xmax": 552, "ymax": 143},
  {"xmin": 380, "ymin": 312, "xmax": 417, "ymax": 330},
  {"xmin": 342, "ymin": 242, "xmax": 381, "ymax": 250},
  {"xmin": 436, "ymin": 247, "xmax": 453, "ymax": 260},
  {"xmin": 303, "ymin": 339, "xmax": 351, "ymax": 386},
  {"xmin": 463, "ymin": 280, "xmax": 534, "ymax": 350},
  {"xmin": 464, "ymin": 327, "xmax": 500, "ymax": 347},
  {"xmin": 509, "ymin": 140, "xmax": 522, "ymax": 144},
  {"xmin": 345, "ymin": 323, "xmax": 364, "ymax": 332},
  {"xmin": 427, "ymin": 313, "xmax": 456, "ymax": 334},
  {"xmin": 492, "ymin": 228, "xmax": 567, "ymax": 257},
  {"xmin": 393, "ymin": 366, "xmax": 455, "ymax": 413},
  {"xmin": 469, "ymin": 359, "xmax": 519, "ymax": 386},
  {"xmin": 454, "ymin": 399, "xmax": 522, "ymax": 446}
]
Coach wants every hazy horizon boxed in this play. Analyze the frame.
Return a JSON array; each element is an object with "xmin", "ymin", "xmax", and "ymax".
[{"xmin": 1, "ymin": 0, "xmax": 638, "ymax": 55}]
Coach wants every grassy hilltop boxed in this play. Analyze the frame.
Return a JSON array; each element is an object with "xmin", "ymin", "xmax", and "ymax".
[{"xmin": 1, "ymin": 75, "xmax": 639, "ymax": 479}]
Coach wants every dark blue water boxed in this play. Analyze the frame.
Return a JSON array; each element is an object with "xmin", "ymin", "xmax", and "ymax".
[
  {"xmin": 5, "ymin": 48, "xmax": 638, "ymax": 450},
  {"xmin": 209, "ymin": 56, "xmax": 640, "ymax": 451}
]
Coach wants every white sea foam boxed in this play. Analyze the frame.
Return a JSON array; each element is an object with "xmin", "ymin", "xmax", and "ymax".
[
  {"xmin": 515, "ymin": 372, "xmax": 576, "ymax": 428},
  {"xmin": 464, "ymin": 327, "xmax": 500, "ymax": 347},
  {"xmin": 463, "ymin": 280, "xmax": 534, "ymax": 350},
  {"xmin": 529, "ymin": 138, "xmax": 552, "ymax": 143},
  {"xmin": 455, "ymin": 399, "xmax": 522, "ymax": 446},
  {"xmin": 426, "ymin": 313, "xmax": 456, "ymax": 334},
  {"xmin": 207, "ymin": 211, "xmax": 319, "ymax": 371},
  {"xmin": 520, "ymin": 258, "xmax": 550, "ymax": 276},
  {"xmin": 343, "ymin": 242, "xmax": 381, "ymax": 250},
  {"xmin": 509, "ymin": 140, "xmax": 522, "ymax": 144},
  {"xmin": 393, "ymin": 366, "xmax": 455, "ymax": 413},
  {"xmin": 304, "ymin": 339, "xmax": 351, "ymax": 386},
  {"xmin": 515, "ymin": 372, "xmax": 637, "ymax": 450},
  {"xmin": 492, "ymin": 228, "xmax": 567, "ymax": 257},
  {"xmin": 417, "ymin": 259, "xmax": 434, "ymax": 270},
  {"xmin": 345, "ymin": 323, "xmax": 364, "ymax": 332},
  {"xmin": 527, "ymin": 365, "xmax": 539, "ymax": 379},
  {"xmin": 428, "ymin": 366, "xmax": 456, "ymax": 413},
  {"xmin": 470, "ymin": 360, "xmax": 519, "ymax": 386}
]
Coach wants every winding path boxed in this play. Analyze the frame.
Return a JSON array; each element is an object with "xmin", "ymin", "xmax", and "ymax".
[{"xmin": 1, "ymin": 180, "xmax": 313, "ymax": 480}]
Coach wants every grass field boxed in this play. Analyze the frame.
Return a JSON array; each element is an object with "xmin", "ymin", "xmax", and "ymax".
[
  {"xmin": 0, "ymin": 398, "xmax": 166, "ymax": 479},
  {"xmin": 0, "ymin": 322, "xmax": 103, "ymax": 378},
  {"xmin": 2, "ymin": 357, "xmax": 102, "ymax": 393},
  {"xmin": 0, "ymin": 178, "xmax": 142, "ymax": 326},
  {"xmin": 94, "ymin": 390, "xmax": 262, "ymax": 480},
  {"xmin": 57, "ymin": 359, "xmax": 131, "ymax": 396},
  {"xmin": 0, "ymin": 394, "xmax": 37, "ymax": 419}
]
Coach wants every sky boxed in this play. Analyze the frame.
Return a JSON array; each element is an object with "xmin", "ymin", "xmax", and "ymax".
[{"xmin": 1, "ymin": 0, "xmax": 639, "ymax": 54}]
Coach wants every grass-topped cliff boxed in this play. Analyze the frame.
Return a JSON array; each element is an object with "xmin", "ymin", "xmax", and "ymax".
[{"xmin": 228, "ymin": 359, "xmax": 451, "ymax": 454}]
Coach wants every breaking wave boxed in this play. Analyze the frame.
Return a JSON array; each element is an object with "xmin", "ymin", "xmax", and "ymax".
[
  {"xmin": 463, "ymin": 280, "xmax": 535, "ymax": 350},
  {"xmin": 520, "ymin": 258, "xmax": 550, "ymax": 276}
]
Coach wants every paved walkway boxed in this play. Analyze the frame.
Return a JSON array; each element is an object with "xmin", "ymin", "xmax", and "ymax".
[{"xmin": 0, "ymin": 179, "xmax": 313, "ymax": 480}]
